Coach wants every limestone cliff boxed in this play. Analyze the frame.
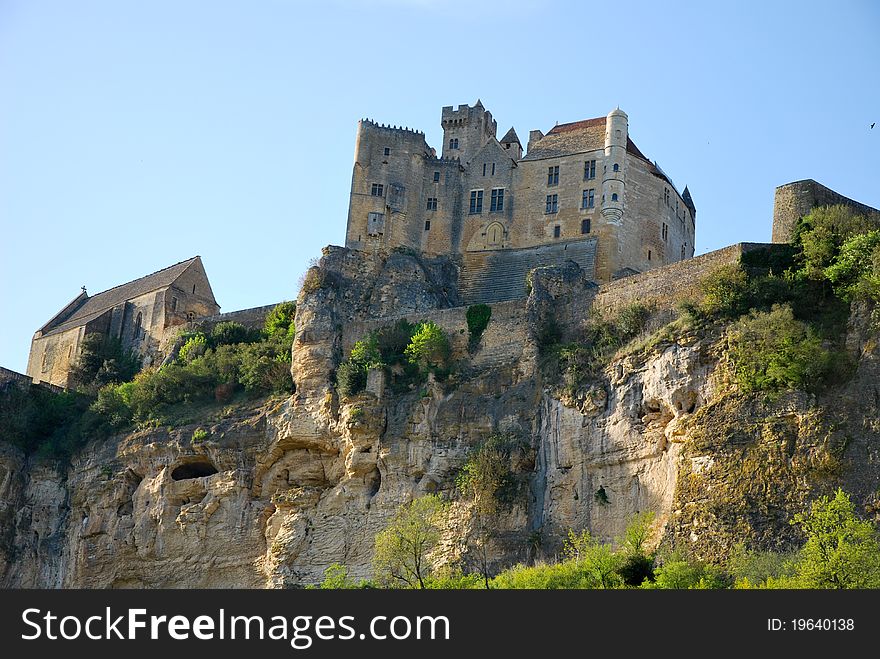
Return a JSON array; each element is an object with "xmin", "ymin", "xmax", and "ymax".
[{"xmin": 1, "ymin": 247, "xmax": 878, "ymax": 588}]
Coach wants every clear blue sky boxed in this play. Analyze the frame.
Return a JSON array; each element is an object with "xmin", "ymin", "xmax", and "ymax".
[{"xmin": 1, "ymin": 0, "xmax": 878, "ymax": 373}]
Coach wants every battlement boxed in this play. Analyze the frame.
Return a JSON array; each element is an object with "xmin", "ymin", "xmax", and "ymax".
[{"xmin": 359, "ymin": 118, "xmax": 424, "ymax": 136}]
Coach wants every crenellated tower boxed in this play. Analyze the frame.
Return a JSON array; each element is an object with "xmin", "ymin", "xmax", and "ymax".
[{"xmin": 440, "ymin": 100, "xmax": 497, "ymax": 164}]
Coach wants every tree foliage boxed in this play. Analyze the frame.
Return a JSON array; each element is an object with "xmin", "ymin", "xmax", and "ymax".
[
  {"xmin": 790, "ymin": 488, "xmax": 880, "ymax": 589},
  {"xmin": 373, "ymin": 495, "xmax": 447, "ymax": 589},
  {"xmin": 404, "ymin": 321, "xmax": 450, "ymax": 371},
  {"xmin": 68, "ymin": 333, "xmax": 140, "ymax": 393},
  {"xmin": 726, "ymin": 304, "xmax": 838, "ymax": 393}
]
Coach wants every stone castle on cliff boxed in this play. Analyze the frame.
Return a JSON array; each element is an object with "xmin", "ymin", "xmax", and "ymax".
[
  {"xmin": 346, "ymin": 101, "xmax": 696, "ymax": 287},
  {"xmin": 19, "ymin": 99, "xmax": 880, "ymax": 390}
]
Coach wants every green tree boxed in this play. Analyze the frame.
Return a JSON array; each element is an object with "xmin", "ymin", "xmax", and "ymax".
[
  {"xmin": 404, "ymin": 322, "xmax": 450, "ymax": 371},
  {"xmin": 69, "ymin": 333, "xmax": 140, "ymax": 392},
  {"xmin": 791, "ymin": 488, "xmax": 880, "ymax": 589},
  {"xmin": 456, "ymin": 434, "xmax": 520, "ymax": 587},
  {"xmin": 616, "ymin": 511, "xmax": 656, "ymax": 586},
  {"xmin": 563, "ymin": 530, "xmax": 622, "ymax": 589},
  {"xmin": 373, "ymin": 495, "xmax": 447, "ymax": 589}
]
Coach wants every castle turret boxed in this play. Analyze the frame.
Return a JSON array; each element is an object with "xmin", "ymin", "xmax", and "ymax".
[
  {"xmin": 441, "ymin": 100, "xmax": 497, "ymax": 164},
  {"xmin": 500, "ymin": 127, "xmax": 522, "ymax": 160},
  {"xmin": 601, "ymin": 107, "xmax": 627, "ymax": 224}
]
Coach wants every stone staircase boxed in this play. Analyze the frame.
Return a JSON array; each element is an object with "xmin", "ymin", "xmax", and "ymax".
[{"xmin": 459, "ymin": 238, "xmax": 597, "ymax": 304}]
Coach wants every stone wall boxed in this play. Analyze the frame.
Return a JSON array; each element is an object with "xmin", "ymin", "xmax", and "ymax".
[
  {"xmin": 340, "ymin": 299, "xmax": 529, "ymax": 370},
  {"xmin": 196, "ymin": 303, "xmax": 278, "ymax": 331},
  {"xmin": 772, "ymin": 179, "xmax": 880, "ymax": 243},
  {"xmin": 593, "ymin": 243, "xmax": 775, "ymax": 315}
]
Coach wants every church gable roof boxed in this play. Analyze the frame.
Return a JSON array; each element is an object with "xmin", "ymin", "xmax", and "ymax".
[
  {"xmin": 522, "ymin": 116, "xmax": 649, "ymax": 163},
  {"xmin": 40, "ymin": 257, "xmax": 202, "ymax": 336}
]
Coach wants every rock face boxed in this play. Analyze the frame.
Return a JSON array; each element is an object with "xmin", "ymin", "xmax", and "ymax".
[{"xmin": 1, "ymin": 248, "xmax": 878, "ymax": 588}]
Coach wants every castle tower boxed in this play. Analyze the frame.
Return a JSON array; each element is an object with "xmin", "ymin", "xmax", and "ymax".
[
  {"xmin": 441, "ymin": 100, "xmax": 497, "ymax": 164},
  {"xmin": 598, "ymin": 107, "xmax": 627, "ymax": 277},
  {"xmin": 601, "ymin": 108, "xmax": 627, "ymax": 224}
]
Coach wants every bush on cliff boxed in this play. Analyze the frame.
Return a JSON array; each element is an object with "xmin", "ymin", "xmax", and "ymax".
[
  {"xmin": 465, "ymin": 304, "xmax": 491, "ymax": 350},
  {"xmin": 89, "ymin": 302, "xmax": 295, "ymax": 427},
  {"xmin": 725, "ymin": 304, "xmax": 841, "ymax": 393},
  {"xmin": 405, "ymin": 321, "xmax": 450, "ymax": 372},
  {"xmin": 69, "ymin": 333, "xmax": 141, "ymax": 393}
]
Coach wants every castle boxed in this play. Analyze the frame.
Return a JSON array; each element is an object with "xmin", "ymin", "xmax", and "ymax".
[{"xmin": 345, "ymin": 101, "xmax": 696, "ymax": 288}]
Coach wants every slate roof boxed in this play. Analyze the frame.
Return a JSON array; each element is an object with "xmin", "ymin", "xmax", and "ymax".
[
  {"xmin": 521, "ymin": 116, "xmax": 649, "ymax": 163},
  {"xmin": 500, "ymin": 127, "xmax": 521, "ymax": 145},
  {"xmin": 39, "ymin": 257, "xmax": 201, "ymax": 336}
]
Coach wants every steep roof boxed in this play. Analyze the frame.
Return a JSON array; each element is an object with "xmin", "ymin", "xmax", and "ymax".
[
  {"xmin": 39, "ymin": 257, "xmax": 202, "ymax": 336},
  {"xmin": 521, "ymin": 116, "xmax": 649, "ymax": 162},
  {"xmin": 682, "ymin": 186, "xmax": 696, "ymax": 215},
  {"xmin": 500, "ymin": 127, "xmax": 521, "ymax": 146}
]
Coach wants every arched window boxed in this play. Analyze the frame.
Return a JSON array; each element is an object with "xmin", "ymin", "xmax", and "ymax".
[
  {"xmin": 612, "ymin": 163, "xmax": 619, "ymax": 172},
  {"xmin": 611, "ymin": 193, "xmax": 618, "ymax": 201},
  {"xmin": 486, "ymin": 222, "xmax": 504, "ymax": 245},
  {"xmin": 134, "ymin": 312, "xmax": 142, "ymax": 339}
]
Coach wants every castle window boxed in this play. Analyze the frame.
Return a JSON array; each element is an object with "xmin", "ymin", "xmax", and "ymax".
[
  {"xmin": 469, "ymin": 190, "xmax": 483, "ymax": 214},
  {"xmin": 662, "ymin": 223, "xmax": 669, "ymax": 241},
  {"xmin": 367, "ymin": 212, "xmax": 385, "ymax": 235},
  {"xmin": 449, "ymin": 138, "xmax": 459, "ymax": 150},
  {"xmin": 134, "ymin": 312, "xmax": 142, "ymax": 339},
  {"xmin": 581, "ymin": 189, "xmax": 595, "ymax": 209},
  {"xmin": 433, "ymin": 171, "xmax": 440, "ymax": 182},
  {"xmin": 426, "ymin": 197, "xmax": 438, "ymax": 211},
  {"xmin": 483, "ymin": 163, "xmax": 487, "ymax": 176},
  {"xmin": 41, "ymin": 351, "xmax": 49, "ymax": 370},
  {"xmin": 611, "ymin": 193, "xmax": 618, "ymax": 201},
  {"xmin": 612, "ymin": 163, "xmax": 619, "ymax": 172},
  {"xmin": 581, "ymin": 218, "xmax": 591, "ymax": 234},
  {"xmin": 491, "ymin": 163, "xmax": 496, "ymax": 175},
  {"xmin": 371, "ymin": 183, "xmax": 384, "ymax": 197},
  {"xmin": 424, "ymin": 220, "xmax": 431, "ymax": 231},
  {"xmin": 383, "ymin": 147, "xmax": 390, "ymax": 156},
  {"xmin": 490, "ymin": 188, "xmax": 504, "ymax": 212},
  {"xmin": 647, "ymin": 249, "xmax": 652, "ymax": 261},
  {"xmin": 664, "ymin": 188, "xmax": 670, "ymax": 206},
  {"xmin": 192, "ymin": 284, "xmax": 196, "ymax": 294},
  {"xmin": 545, "ymin": 194, "xmax": 558, "ymax": 214},
  {"xmin": 681, "ymin": 244, "xmax": 686, "ymax": 260},
  {"xmin": 187, "ymin": 311, "xmax": 196, "ymax": 322},
  {"xmin": 171, "ymin": 297, "xmax": 178, "ymax": 312},
  {"xmin": 547, "ymin": 166, "xmax": 559, "ymax": 186},
  {"xmin": 584, "ymin": 160, "xmax": 596, "ymax": 180},
  {"xmin": 553, "ymin": 225, "xmax": 561, "ymax": 238}
]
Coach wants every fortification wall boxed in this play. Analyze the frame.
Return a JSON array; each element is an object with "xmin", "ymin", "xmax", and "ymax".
[
  {"xmin": 196, "ymin": 304, "xmax": 277, "ymax": 331},
  {"xmin": 593, "ymin": 243, "xmax": 774, "ymax": 315},
  {"xmin": 340, "ymin": 299, "xmax": 528, "ymax": 369},
  {"xmin": 772, "ymin": 179, "xmax": 880, "ymax": 243}
]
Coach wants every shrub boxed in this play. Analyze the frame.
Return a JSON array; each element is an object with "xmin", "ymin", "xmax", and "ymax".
[
  {"xmin": 795, "ymin": 205, "xmax": 876, "ymax": 280},
  {"xmin": 466, "ymin": 304, "xmax": 492, "ymax": 348},
  {"xmin": 264, "ymin": 301, "xmax": 296, "ymax": 339},
  {"xmin": 178, "ymin": 334, "xmax": 208, "ymax": 364},
  {"xmin": 615, "ymin": 303, "xmax": 650, "ymax": 339},
  {"xmin": 374, "ymin": 319, "xmax": 418, "ymax": 364},
  {"xmin": 405, "ymin": 322, "xmax": 450, "ymax": 371},
  {"xmin": 211, "ymin": 321, "xmax": 257, "ymax": 347},
  {"xmin": 350, "ymin": 334, "xmax": 383, "ymax": 368},
  {"xmin": 726, "ymin": 304, "xmax": 837, "ymax": 393},
  {"xmin": 644, "ymin": 558, "xmax": 726, "ymax": 589},
  {"xmin": 699, "ymin": 264, "xmax": 751, "ymax": 317},
  {"xmin": 191, "ymin": 427, "xmax": 209, "ymax": 443},
  {"xmin": 336, "ymin": 360, "xmax": 367, "ymax": 397},
  {"xmin": 69, "ymin": 333, "xmax": 140, "ymax": 392},
  {"xmin": 823, "ymin": 230, "xmax": 880, "ymax": 301}
]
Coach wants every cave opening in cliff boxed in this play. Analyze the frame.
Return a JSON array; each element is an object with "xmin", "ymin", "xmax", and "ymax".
[{"xmin": 171, "ymin": 460, "xmax": 219, "ymax": 481}]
